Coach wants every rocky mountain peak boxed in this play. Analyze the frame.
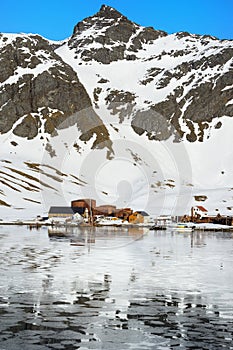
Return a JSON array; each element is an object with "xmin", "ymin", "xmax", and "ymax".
[
  {"xmin": 72, "ymin": 4, "xmax": 125, "ymax": 37},
  {"xmin": 98, "ymin": 4, "xmax": 125, "ymax": 20},
  {"xmin": 69, "ymin": 5, "xmax": 167, "ymax": 64}
]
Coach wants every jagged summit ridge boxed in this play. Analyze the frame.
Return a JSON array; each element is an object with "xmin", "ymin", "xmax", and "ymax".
[
  {"xmin": 72, "ymin": 4, "xmax": 123, "ymax": 36},
  {"xmin": 96, "ymin": 4, "xmax": 126, "ymax": 20},
  {"xmin": 69, "ymin": 4, "xmax": 167, "ymax": 63}
]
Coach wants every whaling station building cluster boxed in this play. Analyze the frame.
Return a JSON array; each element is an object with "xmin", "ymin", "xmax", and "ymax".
[
  {"xmin": 48, "ymin": 202, "xmax": 233, "ymax": 227},
  {"xmin": 49, "ymin": 199, "xmax": 151, "ymax": 225}
]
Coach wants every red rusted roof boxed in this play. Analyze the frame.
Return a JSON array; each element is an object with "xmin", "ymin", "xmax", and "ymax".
[{"xmin": 196, "ymin": 206, "xmax": 208, "ymax": 212}]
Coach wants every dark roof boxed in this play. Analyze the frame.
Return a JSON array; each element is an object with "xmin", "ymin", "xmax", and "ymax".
[
  {"xmin": 72, "ymin": 207, "xmax": 85, "ymax": 215},
  {"xmin": 136, "ymin": 211, "xmax": 149, "ymax": 216},
  {"xmin": 49, "ymin": 207, "xmax": 74, "ymax": 214}
]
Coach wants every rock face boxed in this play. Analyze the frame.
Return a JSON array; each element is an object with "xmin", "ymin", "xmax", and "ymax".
[
  {"xmin": 0, "ymin": 33, "xmax": 111, "ymax": 149},
  {"xmin": 139, "ymin": 48, "xmax": 232, "ymax": 141}
]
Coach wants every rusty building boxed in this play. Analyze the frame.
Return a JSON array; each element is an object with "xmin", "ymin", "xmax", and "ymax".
[
  {"xmin": 129, "ymin": 211, "xmax": 149, "ymax": 224},
  {"xmin": 71, "ymin": 199, "xmax": 96, "ymax": 216},
  {"xmin": 70, "ymin": 198, "xmax": 134, "ymax": 222},
  {"xmin": 95, "ymin": 205, "xmax": 117, "ymax": 216}
]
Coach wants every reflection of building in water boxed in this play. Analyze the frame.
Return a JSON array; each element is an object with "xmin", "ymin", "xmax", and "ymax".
[
  {"xmin": 48, "ymin": 226, "xmax": 96, "ymax": 246},
  {"xmin": 48, "ymin": 226, "xmax": 72, "ymax": 238},
  {"xmin": 42, "ymin": 274, "xmax": 53, "ymax": 293},
  {"xmin": 191, "ymin": 232, "xmax": 206, "ymax": 247},
  {"xmin": 104, "ymin": 274, "xmax": 112, "ymax": 288},
  {"xmin": 127, "ymin": 227, "xmax": 146, "ymax": 236}
]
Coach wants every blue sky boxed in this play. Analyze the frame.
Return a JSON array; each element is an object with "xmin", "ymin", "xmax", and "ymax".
[{"xmin": 1, "ymin": 0, "xmax": 233, "ymax": 41}]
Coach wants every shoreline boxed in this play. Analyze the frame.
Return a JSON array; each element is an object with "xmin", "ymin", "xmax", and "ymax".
[{"xmin": 1, "ymin": 221, "xmax": 233, "ymax": 232}]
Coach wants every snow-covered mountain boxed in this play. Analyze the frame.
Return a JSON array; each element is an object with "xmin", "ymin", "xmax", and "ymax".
[{"xmin": 0, "ymin": 4, "xmax": 233, "ymax": 220}]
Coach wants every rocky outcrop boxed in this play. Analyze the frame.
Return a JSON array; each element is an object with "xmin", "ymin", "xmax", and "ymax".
[
  {"xmin": 0, "ymin": 33, "xmax": 112, "ymax": 151},
  {"xmin": 136, "ymin": 49, "xmax": 233, "ymax": 142}
]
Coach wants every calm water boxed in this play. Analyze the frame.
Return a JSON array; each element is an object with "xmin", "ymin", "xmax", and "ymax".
[{"xmin": 0, "ymin": 225, "xmax": 233, "ymax": 350}]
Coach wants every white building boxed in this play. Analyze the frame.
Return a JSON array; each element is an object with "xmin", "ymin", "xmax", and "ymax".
[{"xmin": 191, "ymin": 206, "xmax": 208, "ymax": 218}]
